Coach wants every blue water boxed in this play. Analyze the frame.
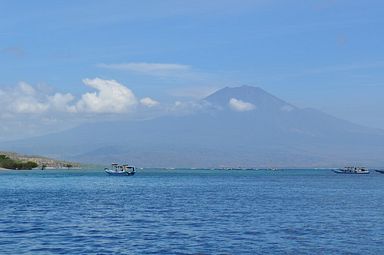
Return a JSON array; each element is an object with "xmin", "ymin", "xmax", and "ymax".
[{"xmin": 0, "ymin": 169, "xmax": 383, "ymax": 254}]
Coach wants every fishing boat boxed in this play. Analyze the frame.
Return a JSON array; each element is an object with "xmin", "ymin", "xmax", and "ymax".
[
  {"xmin": 375, "ymin": 169, "xmax": 384, "ymax": 174},
  {"xmin": 333, "ymin": 167, "xmax": 370, "ymax": 174},
  {"xmin": 105, "ymin": 163, "xmax": 135, "ymax": 176}
]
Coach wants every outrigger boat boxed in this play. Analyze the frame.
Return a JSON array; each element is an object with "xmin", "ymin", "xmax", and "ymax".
[
  {"xmin": 333, "ymin": 166, "xmax": 370, "ymax": 174},
  {"xmin": 105, "ymin": 163, "xmax": 135, "ymax": 176}
]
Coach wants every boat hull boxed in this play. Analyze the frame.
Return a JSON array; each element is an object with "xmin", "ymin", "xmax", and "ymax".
[
  {"xmin": 105, "ymin": 170, "xmax": 135, "ymax": 176},
  {"xmin": 333, "ymin": 169, "xmax": 370, "ymax": 174},
  {"xmin": 375, "ymin": 170, "xmax": 384, "ymax": 174}
]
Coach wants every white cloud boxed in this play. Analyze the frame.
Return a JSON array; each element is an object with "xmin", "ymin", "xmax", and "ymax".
[
  {"xmin": 4, "ymin": 83, "xmax": 76, "ymax": 114},
  {"xmin": 75, "ymin": 78, "xmax": 137, "ymax": 113},
  {"xmin": 5, "ymin": 82, "xmax": 49, "ymax": 114},
  {"xmin": 48, "ymin": 93, "xmax": 75, "ymax": 112},
  {"xmin": 12, "ymin": 99, "xmax": 48, "ymax": 113},
  {"xmin": 169, "ymin": 100, "xmax": 208, "ymax": 115},
  {"xmin": 140, "ymin": 97, "xmax": 159, "ymax": 107},
  {"xmin": 229, "ymin": 98, "xmax": 255, "ymax": 112},
  {"xmin": 0, "ymin": 79, "xmax": 163, "ymax": 140},
  {"xmin": 5, "ymin": 82, "xmax": 77, "ymax": 114},
  {"xmin": 18, "ymin": 81, "xmax": 36, "ymax": 95},
  {"xmin": 0, "ymin": 79, "xmax": 140, "ymax": 115},
  {"xmin": 98, "ymin": 62, "xmax": 190, "ymax": 76}
]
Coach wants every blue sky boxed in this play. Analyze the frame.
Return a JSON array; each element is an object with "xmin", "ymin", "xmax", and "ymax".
[{"xmin": 1, "ymin": 0, "xmax": 384, "ymax": 139}]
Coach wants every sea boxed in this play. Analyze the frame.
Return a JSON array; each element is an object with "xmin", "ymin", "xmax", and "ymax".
[{"xmin": 0, "ymin": 168, "xmax": 383, "ymax": 254}]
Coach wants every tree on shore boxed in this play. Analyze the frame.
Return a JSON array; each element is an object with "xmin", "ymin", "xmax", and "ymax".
[
  {"xmin": 0, "ymin": 155, "xmax": 38, "ymax": 170},
  {"xmin": 64, "ymin": 163, "xmax": 73, "ymax": 169}
]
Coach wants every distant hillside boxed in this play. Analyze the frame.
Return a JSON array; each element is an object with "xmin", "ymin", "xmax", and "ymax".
[
  {"xmin": 1, "ymin": 86, "xmax": 384, "ymax": 168},
  {"xmin": 0, "ymin": 151, "xmax": 80, "ymax": 169}
]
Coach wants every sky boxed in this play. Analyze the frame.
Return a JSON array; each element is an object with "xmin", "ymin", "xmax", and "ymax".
[{"xmin": 1, "ymin": 0, "xmax": 384, "ymax": 140}]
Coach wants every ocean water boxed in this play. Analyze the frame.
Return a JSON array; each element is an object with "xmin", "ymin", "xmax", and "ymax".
[{"xmin": 0, "ymin": 168, "xmax": 383, "ymax": 254}]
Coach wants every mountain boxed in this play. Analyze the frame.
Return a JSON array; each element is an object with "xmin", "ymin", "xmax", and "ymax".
[{"xmin": 2, "ymin": 86, "xmax": 384, "ymax": 168}]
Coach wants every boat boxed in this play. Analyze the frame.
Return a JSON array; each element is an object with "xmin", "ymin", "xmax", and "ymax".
[
  {"xmin": 333, "ymin": 167, "xmax": 370, "ymax": 174},
  {"xmin": 105, "ymin": 163, "xmax": 135, "ymax": 176},
  {"xmin": 375, "ymin": 169, "xmax": 384, "ymax": 174}
]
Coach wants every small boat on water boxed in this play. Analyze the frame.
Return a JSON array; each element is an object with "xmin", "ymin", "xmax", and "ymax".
[
  {"xmin": 333, "ymin": 166, "xmax": 370, "ymax": 174},
  {"xmin": 375, "ymin": 169, "xmax": 384, "ymax": 174},
  {"xmin": 105, "ymin": 163, "xmax": 135, "ymax": 176}
]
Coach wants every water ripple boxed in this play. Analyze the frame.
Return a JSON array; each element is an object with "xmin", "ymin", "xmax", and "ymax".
[{"xmin": 0, "ymin": 169, "xmax": 383, "ymax": 254}]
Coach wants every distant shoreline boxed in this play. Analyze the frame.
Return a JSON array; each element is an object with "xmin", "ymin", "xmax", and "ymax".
[{"xmin": 0, "ymin": 167, "xmax": 83, "ymax": 171}]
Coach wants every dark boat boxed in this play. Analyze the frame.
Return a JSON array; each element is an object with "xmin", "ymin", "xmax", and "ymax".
[{"xmin": 375, "ymin": 169, "xmax": 384, "ymax": 174}]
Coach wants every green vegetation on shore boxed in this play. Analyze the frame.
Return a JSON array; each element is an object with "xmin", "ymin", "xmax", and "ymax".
[
  {"xmin": 0, "ymin": 155, "xmax": 38, "ymax": 170},
  {"xmin": 0, "ymin": 151, "xmax": 81, "ymax": 170}
]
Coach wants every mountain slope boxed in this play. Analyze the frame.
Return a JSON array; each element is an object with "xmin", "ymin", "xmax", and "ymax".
[{"xmin": 2, "ymin": 86, "xmax": 384, "ymax": 167}]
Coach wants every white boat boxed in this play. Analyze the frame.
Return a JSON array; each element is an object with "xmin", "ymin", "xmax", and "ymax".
[
  {"xmin": 333, "ymin": 167, "xmax": 370, "ymax": 174},
  {"xmin": 105, "ymin": 163, "xmax": 135, "ymax": 176}
]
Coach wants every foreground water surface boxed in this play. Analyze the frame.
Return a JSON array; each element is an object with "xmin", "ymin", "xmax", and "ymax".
[{"xmin": 0, "ymin": 168, "xmax": 383, "ymax": 254}]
